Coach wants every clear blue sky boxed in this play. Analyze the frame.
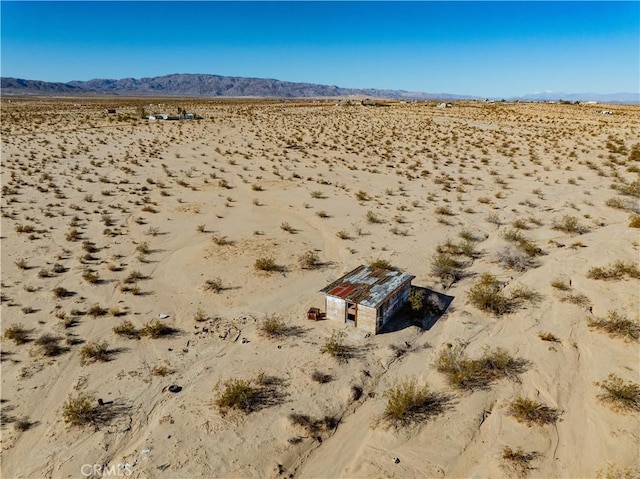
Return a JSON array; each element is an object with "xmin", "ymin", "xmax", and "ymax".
[{"xmin": 1, "ymin": 1, "xmax": 638, "ymax": 97}]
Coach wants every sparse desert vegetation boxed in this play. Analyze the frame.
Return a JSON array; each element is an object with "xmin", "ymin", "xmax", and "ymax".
[{"xmin": 1, "ymin": 97, "xmax": 638, "ymax": 478}]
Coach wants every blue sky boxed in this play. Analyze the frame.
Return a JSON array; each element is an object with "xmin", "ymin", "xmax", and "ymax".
[{"xmin": 1, "ymin": 1, "xmax": 638, "ymax": 97}]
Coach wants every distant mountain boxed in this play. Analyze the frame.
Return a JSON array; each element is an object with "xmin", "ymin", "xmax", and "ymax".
[
  {"xmin": 1, "ymin": 73, "xmax": 476, "ymax": 100},
  {"xmin": 514, "ymin": 91, "xmax": 639, "ymax": 104}
]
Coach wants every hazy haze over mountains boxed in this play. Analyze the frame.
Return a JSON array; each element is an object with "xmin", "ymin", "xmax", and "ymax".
[{"xmin": 1, "ymin": 73, "xmax": 637, "ymax": 103}]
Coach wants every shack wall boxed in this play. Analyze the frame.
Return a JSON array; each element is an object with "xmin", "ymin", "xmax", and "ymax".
[
  {"xmin": 379, "ymin": 282, "xmax": 411, "ymax": 331},
  {"xmin": 357, "ymin": 305, "xmax": 377, "ymax": 334},
  {"xmin": 326, "ymin": 296, "xmax": 345, "ymax": 323}
]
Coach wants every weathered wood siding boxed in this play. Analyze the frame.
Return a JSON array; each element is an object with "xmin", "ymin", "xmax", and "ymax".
[
  {"xmin": 357, "ymin": 305, "xmax": 377, "ymax": 334},
  {"xmin": 326, "ymin": 296, "xmax": 345, "ymax": 323},
  {"xmin": 379, "ymin": 282, "xmax": 411, "ymax": 331}
]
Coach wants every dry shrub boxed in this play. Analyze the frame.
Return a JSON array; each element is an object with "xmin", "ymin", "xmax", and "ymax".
[
  {"xmin": 79, "ymin": 341, "xmax": 111, "ymax": 365},
  {"xmin": 62, "ymin": 393, "xmax": 97, "ymax": 427},
  {"xmin": 587, "ymin": 261, "xmax": 640, "ymax": 280},
  {"xmin": 204, "ymin": 277, "xmax": 223, "ymax": 293},
  {"xmin": 113, "ymin": 320, "xmax": 140, "ymax": 339},
  {"xmin": 508, "ymin": 396, "xmax": 560, "ymax": 426},
  {"xmin": 140, "ymin": 320, "xmax": 176, "ymax": 338},
  {"xmin": 595, "ymin": 374, "xmax": 640, "ymax": 413},
  {"xmin": 502, "ymin": 446, "xmax": 540, "ymax": 477},
  {"xmin": 435, "ymin": 345, "xmax": 528, "ymax": 391},
  {"xmin": 588, "ymin": 311, "xmax": 639, "ymax": 342},
  {"xmin": 310, "ymin": 370, "xmax": 332, "ymax": 384},
  {"xmin": 552, "ymin": 215, "xmax": 588, "ymax": 234},
  {"xmin": 254, "ymin": 257, "xmax": 282, "ymax": 272},
  {"xmin": 467, "ymin": 274, "xmax": 510, "ymax": 314},
  {"xmin": 298, "ymin": 250, "xmax": 321, "ymax": 269},
  {"xmin": 381, "ymin": 378, "xmax": 452, "ymax": 428},
  {"xmin": 4, "ymin": 323, "xmax": 30, "ymax": 345}
]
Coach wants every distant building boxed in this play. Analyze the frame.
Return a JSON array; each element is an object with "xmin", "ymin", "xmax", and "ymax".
[
  {"xmin": 320, "ymin": 265, "xmax": 415, "ymax": 334},
  {"xmin": 106, "ymin": 109, "xmax": 116, "ymax": 114}
]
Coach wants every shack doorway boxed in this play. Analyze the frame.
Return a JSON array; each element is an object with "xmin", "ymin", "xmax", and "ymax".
[{"xmin": 345, "ymin": 301, "xmax": 357, "ymax": 326}]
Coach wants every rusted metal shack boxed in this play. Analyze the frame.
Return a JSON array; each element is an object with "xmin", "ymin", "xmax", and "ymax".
[{"xmin": 320, "ymin": 265, "xmax": 415, "ymax": 334}]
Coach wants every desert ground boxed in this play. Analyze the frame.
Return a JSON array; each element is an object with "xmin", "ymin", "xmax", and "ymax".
[{"xmin": 1, "ymin": 97, "xmax": 639, "ymax": 479}]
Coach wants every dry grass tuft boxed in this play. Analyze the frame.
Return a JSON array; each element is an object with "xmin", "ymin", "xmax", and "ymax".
[
  {"xmin": 508, "ymin": 396, "xmax": 560, "ymax": 426},
  {"xmin": 595, "ymin": 374, "xmax": 640, "ymax": 413},
  {"xmin": 588, "ymin": 311, "xmax": 639, "ymax": 342}
]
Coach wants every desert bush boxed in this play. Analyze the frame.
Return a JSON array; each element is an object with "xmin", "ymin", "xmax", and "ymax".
[
  {"xmin": 366, "ymin": 210, "xmax": 383, "ymax": 224},
  {"xmin": 595, "ymin": 374, "xmax": 640, "ymax": 413},
  {"xmin": 587, "ymin": 261, "xmax": 640, "ymax": 280},
  {"xmin": 82, "ymin": 269, "xmax": 100, "ymax": 284},
  {"xmin": 467, "ymin": 274, "xmax": 510, "ymax": 315},
  {"xmin": 52, "ymin": 286, "xmax": 72, "ymax": 298},
  {"xmin": 214, "ymin": 378, "xmax": 258, "ymax": 415},
  {"xmin": 552, "ymin": 215, "xmax": 588, "ymax": 234},
  {"xmin": 550, "ymin": 279, "xmax": 571, "ymax": 291},
  {"xmin": 431, "ymin": 252, "xmax": 465, "ymax": 285},
  {"xmin": 321, "ymin": 330, "xmax": 351, "ymax": 363},
  {"xmin": 538, "ymin": 332, "xmax": 560, "ymax": 342},
  {"xmin": 298, "ymin": 250, "xmax": 321, "ymax": 269},
  {"xmin": 259, "ymin": 314, "xmax": 287, "ymax": 338},
  {"xmin": 435, "ymin": 206, "xmax": 454, "ymax": 216},
  {"xmin": 135, "ymin": 241, "xmax": 151, "ymax": 254},
  {"xmin": 113, "ymin": 320, "xmax": 140, "ymax": 339},
  {"xmin": 629, "ymin": 214, "xmax": 640, "ymax": 228},
  {"xmin": 62, "ymin": 393, "xmax": 97, "ymax": 427},
  {"xmin": 211, "ymin": 234, "xmax": 234, "ymax": 246},
  {"xmin": 408, "ymin": 287, "xmax": 424, "ymax": 312},
  {"xmin": 204, "ymin": 277, "xmax": 223, "ymax": 293},
  {"xmin": 33, "ymin": 334, "xmax": 67, "ymax": 357},
  {"xmin": 495, "ymin": 246, "xmax": 535, "ymax": 272},
  {"xmin": 288, "ymin": 412, "xmax": 338, "ymax": 437},
  {"xmin": 280, "ymin": 222, "xmax": 296, "ymax": 233},
  {"xmin": 254, "ymin": 256, "xmax": 282, "ymax": 272},
  {"xmin": 435, "ymin": 345, "xmax": 527, "ymax": 391},
  {"xmin": 508, "ymin": 396, "xmax": 560, "ymax": 426},
  {"xmin": 13, "ymin": 417, "xmax": 33, "ymax": 432},
  {"xmin": 4, "ymin": 323, "xmax": 30, "ymax": 345},
  {"xmin": 79, "ymin": 340, "xmax": 111, "ymax": 365},
  {"xmin": 14, "ymin": 258, "xmax": 28, "ymax": 270},
  {"xmin": 336, "ymin": 230, "xmax": 351, "ymax": 240},
  {"xmin": 588, "ymin": 310, "xmax": 639, "ymax": 342},
  {"xmin": 151, "ymin": 364, "xmax": 174, "ymax": 377},
  {"xmin": 501, "ymin": 446, "xmax": 540, "ymax": 477},
  {"xmin": 381, "ymin": 378, "xmax": 451, "ymax": 428},
  {"xmin": 369, "ymin": 258, "xmax": 393, "ymax": 270},
  {"xmin": 355, "ymin": 190, "xmax": 370, "ymax": 201},
  {"xmin": 87, "ymin": 303, "xmax": 107, "ymax": 318},
  {"xmin": 311, "ymin": 370, "xmax": 333, "ymax": 384},
  {"xmin": 485, "ymin": 212, "xmax": 501, "ymax": 225},
  {"xmin": 140, "ymin": 319, "xmax": 176, "ymax": 338}
]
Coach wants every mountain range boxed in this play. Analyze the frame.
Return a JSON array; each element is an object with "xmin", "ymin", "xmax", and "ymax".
[{"xmin": 1, "ymin": 73, "xmax": 637, "ymax": 103}]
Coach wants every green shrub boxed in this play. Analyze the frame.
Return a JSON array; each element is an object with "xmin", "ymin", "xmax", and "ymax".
[
  {"xmin": 508, "ymin": 396, "xmax": 560, "ymax": 426},
  {"xmin": 431, "ymin": 252, "xmax": 465, "ymax": 284}
]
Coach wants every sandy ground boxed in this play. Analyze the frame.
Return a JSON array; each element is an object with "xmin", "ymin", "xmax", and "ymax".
[{"xmin": 1, "ymin": 98, "xmax": 639, "ymax": 479}]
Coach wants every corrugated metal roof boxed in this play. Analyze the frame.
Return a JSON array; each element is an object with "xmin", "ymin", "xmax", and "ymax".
[{"xmin": 320, "ymin": 265, "xmax": 415, "ymax": 308}]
